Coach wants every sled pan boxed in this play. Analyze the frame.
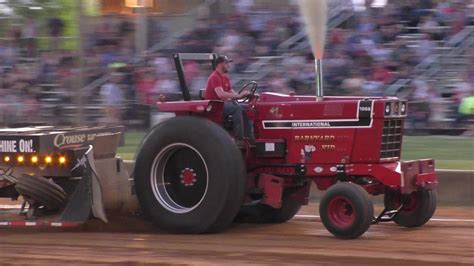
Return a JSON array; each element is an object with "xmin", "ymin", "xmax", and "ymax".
[{"xmin": 0, "ymin": 145, "xmax": 108, "ymax": 228}]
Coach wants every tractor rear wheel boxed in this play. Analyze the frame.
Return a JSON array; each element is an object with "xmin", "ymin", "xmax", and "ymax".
[
  {"xmin": 134, "ymin": 116, "xmax": 246, "ymax": 234},
  {"xmin": 319, "ymin": 182, "xmax": 374, "ymax": 239},
  {"xmin": 384, "ymin": 189, "xmax": 437, "ymax": 228}
]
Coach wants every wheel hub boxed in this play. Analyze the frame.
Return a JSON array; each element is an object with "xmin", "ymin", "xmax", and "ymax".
[
  {"xmin": 328, "ymin": 196, "xmax": 355, "ymax": 228},
  {"xmin": 180, "ymin": 168, "xmax": 197, "ymax": 187},
  {"xmin": 150, "ymin": 143, "xmax": 209, "ymax": 214}
]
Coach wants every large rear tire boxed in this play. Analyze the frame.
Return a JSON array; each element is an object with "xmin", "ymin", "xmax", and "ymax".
[
  {"xmin": 319, "ymin": 182, "xmax": 374, "ymax": 239},
  {"xmin": 384, "ymin": 189, "xmax": 437, "ymax": 228},
  {"xmin": 134, "ymin": 116, "xmax": 246, "ymax": 234}
]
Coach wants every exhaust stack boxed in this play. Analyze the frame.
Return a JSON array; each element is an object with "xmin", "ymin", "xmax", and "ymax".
[{"xmin": 315, "ymin": 59, "xmax": 323, "ymax": 100}]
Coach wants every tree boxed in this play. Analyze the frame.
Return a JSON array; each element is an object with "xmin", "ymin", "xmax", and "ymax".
[{"xmin": 5, "ymin": 0, "xmax": 78, "ymax": 49}]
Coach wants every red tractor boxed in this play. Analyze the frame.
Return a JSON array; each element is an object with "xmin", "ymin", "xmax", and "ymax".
[{"xmin": 133, "ymin": 53, "xmax": 438, "ymax": 238}]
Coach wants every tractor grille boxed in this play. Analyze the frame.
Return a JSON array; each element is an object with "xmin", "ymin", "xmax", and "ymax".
[{"xmin": 380, "ymin": 119, "xmax": 403, "ymax": 160}]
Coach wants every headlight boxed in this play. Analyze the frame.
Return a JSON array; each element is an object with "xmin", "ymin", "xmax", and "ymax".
[
  {"xmin": 400, "ymin": 101, "xmax": 407, "ymax": 115},
  {"xmin": 385, "ymin": 102, "xmax": 391, "ymax": 116}
]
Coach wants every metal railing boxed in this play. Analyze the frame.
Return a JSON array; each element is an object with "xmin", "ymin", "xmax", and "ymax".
[
  {"xmin": 385, "ymin": 26, "xmax": 474, "ymax": 124},
  {"xmin": 426, "ymin": 27, "xmax": 473, "ymax": 80},
  {"xmin": 385, "ymin": 26, "xmax": 474, "ymax": 96},
  {"xmin": 276, "ymin": 10, "xmax": 354, "ymax": 53}
]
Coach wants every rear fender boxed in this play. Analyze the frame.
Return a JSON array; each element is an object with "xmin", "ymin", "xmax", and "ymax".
[
  {"xmin": 157, "ymin": 100, "xmax": 224, "ymax": 122},
  {"xmin": 157, "ymin": 100, "xmax": 223, "ymax": 113}
]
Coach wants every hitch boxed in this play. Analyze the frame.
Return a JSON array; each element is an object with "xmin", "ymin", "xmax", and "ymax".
[{"xmin": 372, "ymin": 204, "xmax": 403, "ymax": 224}]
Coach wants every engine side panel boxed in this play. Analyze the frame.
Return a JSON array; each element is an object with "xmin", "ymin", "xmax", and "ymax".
[{"xmin": 254, "ymin": 99, "xmax": 375, "ymax": 164}]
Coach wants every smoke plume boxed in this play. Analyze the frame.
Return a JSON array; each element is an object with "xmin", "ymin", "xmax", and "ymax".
[{"xmin": 298, "ymin": 0, "xmax": 328, "ymax": 59}]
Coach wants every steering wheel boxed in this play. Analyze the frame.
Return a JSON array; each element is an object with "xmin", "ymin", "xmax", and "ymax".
[{"xmin": 238, "ymin": 81, "xmax": 258, "ymax": 102}]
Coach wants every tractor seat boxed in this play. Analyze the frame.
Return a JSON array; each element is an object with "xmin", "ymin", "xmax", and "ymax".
[{"xmin": 199, "ymin": 88, "xmax": 233, "ymax": 130}]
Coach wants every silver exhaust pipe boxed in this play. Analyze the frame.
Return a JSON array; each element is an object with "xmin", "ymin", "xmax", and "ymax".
[{"xmin": 315, "ymin": 59, "xmax": 323, "ymax": 101}]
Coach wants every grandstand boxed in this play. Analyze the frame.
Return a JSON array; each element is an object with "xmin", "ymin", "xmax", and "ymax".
[{"xmin": 0, "ymin": 0, "xmax": 472, "ymax": 133}]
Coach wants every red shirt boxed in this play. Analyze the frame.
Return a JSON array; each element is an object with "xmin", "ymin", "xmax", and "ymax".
[
  {"xmin": 136, "ymin": 79, "xmax": 155, "ymax": 104},
  {"xmin": 373, "ymin": 65, "xmax": 393, "ymax": 85},
  {"xmin": 205, "ymin": 70, "xmax": 231, "ymax": 100}
]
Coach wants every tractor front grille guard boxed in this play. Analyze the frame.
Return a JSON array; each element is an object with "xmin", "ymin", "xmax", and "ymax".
[{"xmin": 380, "ymin": 119, "xmax": 403, "ymax": 160}]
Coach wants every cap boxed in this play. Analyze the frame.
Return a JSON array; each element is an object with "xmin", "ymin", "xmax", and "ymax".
[{"xmin": 215, "ymin": 55, "xmax": 232, "ymax": 65}]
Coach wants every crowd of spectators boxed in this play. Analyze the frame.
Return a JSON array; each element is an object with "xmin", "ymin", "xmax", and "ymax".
[
  {"xmin": 0, "ymin": 14, "xmax": 138, "ymax": 125},
  {"xmin": 0, "ymin": 0, "xmax": 473, "ymax": 128},
  {"xmin": 133, "ymin": 0, "xmax": 473, "ymax": 95}
]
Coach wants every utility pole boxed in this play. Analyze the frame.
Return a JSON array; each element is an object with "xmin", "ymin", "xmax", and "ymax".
[
  {"xmin": 135, "ymin": 5, "xmax": 148, "ymax": 56},
  {"xmin": 76, "ymin": 0, "xmax": 85, "ymax": 125}
]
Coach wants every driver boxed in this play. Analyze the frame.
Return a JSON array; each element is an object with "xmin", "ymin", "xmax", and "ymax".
[{"xmin": 205, "ymin": 55, "xmax": 251, "ymax": 139}]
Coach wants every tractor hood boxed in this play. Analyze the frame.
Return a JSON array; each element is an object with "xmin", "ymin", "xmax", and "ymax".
[{"xmin": 253, "ymin": 93, "xmax": 407, "ymax": 165}]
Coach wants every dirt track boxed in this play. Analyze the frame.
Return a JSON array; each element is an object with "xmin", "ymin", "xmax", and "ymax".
[{"xmin": 0, "ymin": 205, "xmax": 473, "ymax": 265}]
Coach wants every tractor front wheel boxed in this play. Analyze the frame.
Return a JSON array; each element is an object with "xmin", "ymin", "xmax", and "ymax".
[
  {"xmin": 319, "ymin": 182, "xmax": 374, "ymax": 239},
  {"xmin": 384, "ymin": 189, "xmax": 437, "ymax": 228}
]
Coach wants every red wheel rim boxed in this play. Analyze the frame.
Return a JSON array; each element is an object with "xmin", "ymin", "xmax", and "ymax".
[
  {"xmin": 327, "ymin": 196, "xmax": 355, "ymax": 228},
  {"xmin": 401, "ymin": 192, "xmax": 418, "ymax": 213},
  {"xmin": 180, "ymin": 168, "xmax": 197, "ymax": 186},
  {"xmin": 389, "ymin": 191, "xmax": 418, "ymax": 214}
]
